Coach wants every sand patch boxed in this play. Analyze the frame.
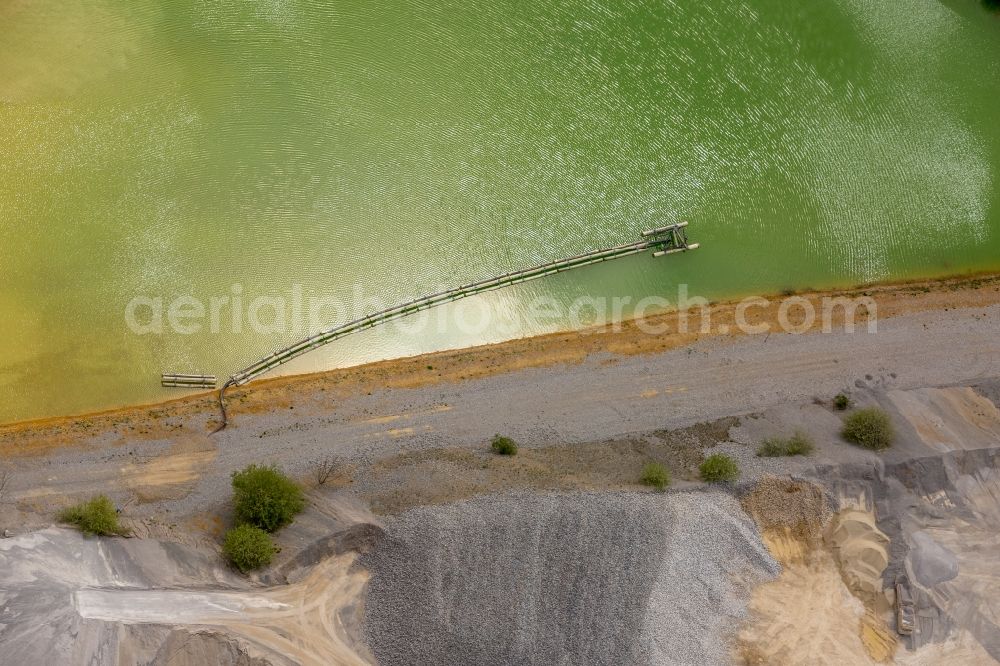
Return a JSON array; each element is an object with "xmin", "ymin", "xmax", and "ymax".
[
  {"xmin": 121, "ymin": 433, "xmax": 217, "ymax": 502},
  {"xmin": 828, "ymin": 509, "xmax": 890, "ymax": 602},
  {"xmin": 7, "ymin": 431, "xmax": 216, "ymax": 510},
  {"xmin": 895, "ymin": 630, "xmax": 999, "ymax": 665},
  {"xmin": 860, "ymin": 607, "xmax": 897, "ymax": 662},
  {"xmin": 738, "ymin": 548, "xmax": 876, "ymax": 665},
  {"xmin": 889, "ymin": 386, "xmax": 1000, "ymax": 452},
  {"xmin": 360, "ymin": 405, "xmax": 453, "ymax": 426},
  {"xmin": 738, "ymin": 480, "xmax": 896, "ymax": 664}
]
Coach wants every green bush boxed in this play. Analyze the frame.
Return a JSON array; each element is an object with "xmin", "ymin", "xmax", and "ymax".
[
  {"xmin": 842, "ymin": 408, "xmax": 894, "ymax": 451},
  {"xmin": 491, "ymin": 434, "xmax": 518, "ymax": 456},
  {"xmin": 641, "ymin": 463, "xmax": 671, "ymax": 491},
  {"xmin": 757, "ymin": 432, "xmax": 815, "ymax": 457},
  {"xmin": 785, "ymin": 432, "xmax": 815, "ymax": 456},
  {"xmin": 700, "ymin": 454, "xmax": 740, "ymax": 482},
  {"xmin": 833, "ymin": 393, "xmax": 851, "ymax": 410},
  {"xmin": 756, "ymin": 438, "xmax": 788, "ymax": 457},
  {"xmin": 231, "ymin": 464, "xmax": 305, "ymax": 532},
  {"xmin": 58, "ymin": 495, "xmax": 126, "ymax": 536},
  {"xmin": 222, "ymin": 524, "xmax": 277, "ymax": 572}
]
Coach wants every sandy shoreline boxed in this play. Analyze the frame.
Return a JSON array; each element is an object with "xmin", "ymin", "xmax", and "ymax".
[{"xmin": 3, "ymin": 271, "xmax": 1000, "ymax": 454}]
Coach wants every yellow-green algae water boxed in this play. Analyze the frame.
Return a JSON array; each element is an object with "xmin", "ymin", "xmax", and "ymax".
[{"xmin": 1, "ymin": 0, "xmax": 999, "ymax": 423}]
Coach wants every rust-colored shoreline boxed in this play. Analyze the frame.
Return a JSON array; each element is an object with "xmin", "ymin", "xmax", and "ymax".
[{"xmin": 3, "ymin": 271, "xmax": 1000, "ymax": 456}]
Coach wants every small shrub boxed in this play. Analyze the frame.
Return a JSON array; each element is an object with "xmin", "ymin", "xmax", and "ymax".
[
  {"xmin": 491, "ymin": 434, "xmax": 518, "ymax": 456},
  {"xmin": 842, "ymin": 408, "xmax": 894, "ymax": 450},
  {"xmin": 756, "ymin": 438, "xmax": 788, "ymax": 457},
  {"xmin": 833, "ymin": 393, "xmax": 851, "ymax": 410},
  {"xmin": 785, "ymin": 432, "xmax": 815, "ymax": 456},
  {"xmin": 641, "ymin": 463, "xmax": 671, "ymax": 491},
  {"xmin": 58, "ymin": 495, "xmax": 126, "ymax": 536},
  {"xmin": 223, "ymin": 524, "xmax": 277, "ymax": 572},
  {"xmin": 758, "ymin": 432, "xmax": 815, "ymax": 457},
  {"xmin": 0, "ymin": 468, "xmax": 11, "ymax": 502},
  {"xmin": 311, "ymin": 456, "xmax": 340, "ymax": 486},
  {"xmin": 700, "ymin": 454, "xmax": 740, "ymax": 483},
  {"xmin": 231, "ymin": 464, "xmax": 305, "ymax": 532}
]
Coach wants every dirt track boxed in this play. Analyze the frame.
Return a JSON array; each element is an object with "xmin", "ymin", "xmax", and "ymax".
[{"xmin": 75, "ymin": 553, "xmax": 369, "ymax": 666}]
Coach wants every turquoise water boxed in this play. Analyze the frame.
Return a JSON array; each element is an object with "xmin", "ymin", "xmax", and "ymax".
[{"xmin": 1, "ymin": 0, "xmax": 998, "ymax": 423}]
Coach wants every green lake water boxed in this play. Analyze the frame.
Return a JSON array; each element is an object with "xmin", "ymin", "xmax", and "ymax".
[{"xmin": 1, "ymin": 0, "xmax": 999, "ymax": 424}]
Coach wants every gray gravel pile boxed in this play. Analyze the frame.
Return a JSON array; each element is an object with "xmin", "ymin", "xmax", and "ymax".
[{"xmin": 362, "ymin": 490, "xmax": 779, "ymax": 666}]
